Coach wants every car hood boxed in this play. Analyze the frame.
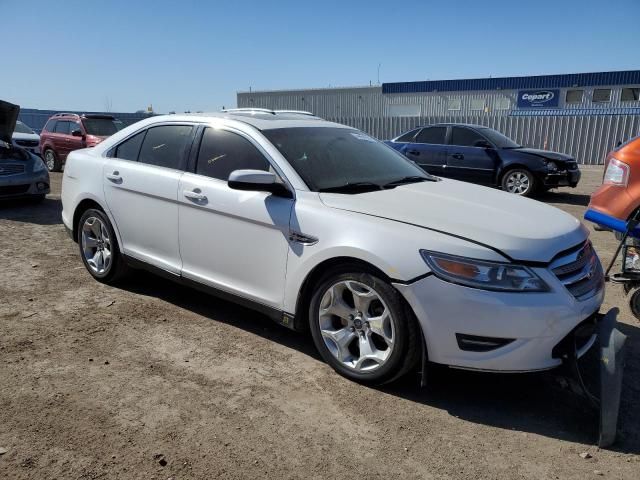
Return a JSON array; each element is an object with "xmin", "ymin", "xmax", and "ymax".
[
  {"xmin": 319, "ymin": 179, "xmax": 587, "ymax": 263},
  {"xmin": 12, "ymin": 132, "xmax": 40, "ymax": 142},
  {"xmin": 514, "ymin": 147, "xmax": 573, "ymax": 162},
  {"xmin": 0, "ymin": 100, "xmax": 19, "ymax": 145}
]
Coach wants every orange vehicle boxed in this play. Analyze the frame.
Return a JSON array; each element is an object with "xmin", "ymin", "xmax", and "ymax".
[
  {"xmin": 587, "ymin": 135, "xmax": 640, "ymax": 229},
  {"xmin": 586, "ymin": 134, "xmax": 640, "ymax": 318}
]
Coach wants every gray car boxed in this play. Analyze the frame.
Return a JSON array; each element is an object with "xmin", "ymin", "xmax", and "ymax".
[{"xmin": 0, "ymin": 100, "xmax": 50, "ymax": 201}]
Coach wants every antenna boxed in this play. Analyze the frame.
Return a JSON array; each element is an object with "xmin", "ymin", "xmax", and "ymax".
[{"xmin": 377, "ymin": 63, "xmax": 381, "ymax": 85}]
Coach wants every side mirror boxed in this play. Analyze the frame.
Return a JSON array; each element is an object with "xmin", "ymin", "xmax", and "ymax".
[
  {"xmin": 474, "ymin": 139, "xmax": 492, "ymax": 149},
  {"xmin": 228, "ymin": 169, "xmax": 293, "ymax": 198},
  {"xmin": 71, "ymin": 129, "xmax": 83, "ymax": 137}
]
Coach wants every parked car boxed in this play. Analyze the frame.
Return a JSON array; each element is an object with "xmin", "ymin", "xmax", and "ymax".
[
  {"xmin": 0, "ymin": 101, "xmax": 50, "ymax": 201},
  {"xmin": 587, "ymin": 134, "xmax": 640, "ymax": 228},
  {"xmin": 385, "ymin": 123, "xmax": 581, "ymax": 197},
  {"xmin": 40, "ymin": 113, "xmax": 121, "ymax": 172},
  {"xmin": 61, "ymin": 110, "xmax": 603, "ymax": 385},
  {"xmin": 12, "ymin": 120, "xmax": 40, "ymax": 156}
]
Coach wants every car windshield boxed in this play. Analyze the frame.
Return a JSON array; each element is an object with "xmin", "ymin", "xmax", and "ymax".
[
  {"xmin": 262, "ymin": 127, "xmax": 434, "ymax": 192},
  {"xmin": 14, "ymin": 121, "xmax": 34, "ymax": 134},
  {"xmin": 82, "ymin": 118, "xmax": 119, "ymax": 136},
  {"xmin": 478, "ymin": 127, "xmax": 520, "ymax": 149}
]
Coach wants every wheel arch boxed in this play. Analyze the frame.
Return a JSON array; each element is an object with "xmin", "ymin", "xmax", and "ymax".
[
  {"xmin": 293, "ymin": 256, "xmax": 394, "ymax": 332},
  {"xmin": 495, "ymin": 163, "xmax": 533, "ymax": 184},
  {"xmin": 71, "ymin": 197, "xmax": 121, "ymax": 249}
]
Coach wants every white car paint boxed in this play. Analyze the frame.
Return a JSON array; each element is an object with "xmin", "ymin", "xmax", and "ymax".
[{"xmin": 61, "ymin": 112, "xmax": 604, "ymax": 372}]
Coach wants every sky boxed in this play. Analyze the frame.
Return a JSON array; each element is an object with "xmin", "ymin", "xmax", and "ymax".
[{"xmin": 3, "ymin": 0, "xmax": 639, "ymax": 114}]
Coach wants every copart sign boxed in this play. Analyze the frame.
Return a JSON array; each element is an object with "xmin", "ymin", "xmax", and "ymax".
[{"xmin": 517, "ymin": 89, "xmax": 560, "ymax": 108}]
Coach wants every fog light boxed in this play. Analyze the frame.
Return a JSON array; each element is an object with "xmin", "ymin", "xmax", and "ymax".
[{"xmin": 37, "ymin": 182, "xmax": 48, "ymax": 190}]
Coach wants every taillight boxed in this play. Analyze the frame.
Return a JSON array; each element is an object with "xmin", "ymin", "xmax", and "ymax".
[{"xmin": 603, "ymin": 157, "xmax": 630, "ymax": 186}]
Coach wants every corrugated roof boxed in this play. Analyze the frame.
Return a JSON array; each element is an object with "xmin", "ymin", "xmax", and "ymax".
[
  {"xmin": 382, "ymin": 71, "xmax": 640, "ymax": 94},
  {"xmin": 509, "ymin": 107, "xmax": 640, "ymax": 116}
]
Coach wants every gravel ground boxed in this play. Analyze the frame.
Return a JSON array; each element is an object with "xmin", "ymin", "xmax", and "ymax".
[{"xmin": 1, "ymin": 168, "xmax": 639, "ymax": 479}]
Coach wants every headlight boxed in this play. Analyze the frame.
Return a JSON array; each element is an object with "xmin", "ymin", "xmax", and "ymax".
[
  {"xmin": 420, "ymin": 250, "xmax": 549, "ymax": 292},
  {"xmin": 544, "ymin": 160, "xmax": 558, "ymax": 172},
  {"xmin": 603, "ymin": 157, "xmax": 629, "ymax": 186},
  {"xmin": 32, "ymin": 156, "xmax": 47, "ymax": 173}
]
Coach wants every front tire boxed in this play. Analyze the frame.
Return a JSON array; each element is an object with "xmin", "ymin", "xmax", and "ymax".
[
  {"xmin": 44, "ymin": 149, "xmax": 62, "ymax": 172},
  {"xmin": 308, "ymin": 269, "xmax": 421, "ymax": 385},
  {"xmin": 501, "ymin": 168, "xmax": 536, "ymax": 197},
  {"xmin": 78, "ymin": 208, "xmax": 129, "ymax": 284}
]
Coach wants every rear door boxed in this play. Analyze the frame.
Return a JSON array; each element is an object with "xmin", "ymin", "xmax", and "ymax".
[
  {"xmin": 404, "ymin": 126, "xmax": 448, "ymax": 175},
  {"xmin": 446, "ymin": 126, "xmax": 499, "ymax": 184},
  {"xmin": 103, "ymin": 123, "xmax": 195, "ymax": 274},
  {"xmin": 178, "ymin": 126, "xmax": 293, "ymax": 308}
]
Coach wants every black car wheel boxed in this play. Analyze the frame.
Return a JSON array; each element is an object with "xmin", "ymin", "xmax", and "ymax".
[
  {"xmin": 44, "ymin": 149, "xmax": 62, "ymax": 172},
  {"xmin": 501, "ymin": 168, "xmax": 536, "ymax": 197}
]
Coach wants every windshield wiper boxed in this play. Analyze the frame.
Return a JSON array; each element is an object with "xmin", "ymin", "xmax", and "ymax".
[
  {"xmin": 382, "ymin": 175, "xmax": 436, "ymax": 188},
  {"xmin": 318, "ymin": 182, "xmax": 382, "ymax": 194}
]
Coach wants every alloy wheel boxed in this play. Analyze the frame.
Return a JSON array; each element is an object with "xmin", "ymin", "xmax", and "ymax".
[
  {"xmin": 45, "ymin": 151, "xmax": 56, "ymax": 171},
  {"xmin": 505, "ymin": 171, "xmax": 531, "ymax": 195},
  {"xmin": 318, "ymin": 280, "xmax": 395, "ymax": 372},
  {"xmin": 81, "ymin": 216, "xmax": 112, "ymax": 275}
]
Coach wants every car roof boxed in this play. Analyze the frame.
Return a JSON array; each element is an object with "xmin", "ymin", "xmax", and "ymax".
[
  {"xmin": 416, "ymin": 123, "xmax": 488, "ymax": 129},
  {"xmin": 166, "ymin": 110, "xmax": 348, "ymax": 131}
]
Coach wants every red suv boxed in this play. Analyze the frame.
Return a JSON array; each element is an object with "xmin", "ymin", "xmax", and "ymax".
[{"xmin": 40, "ymin": 113, "xmax": 121, "ymax": 171}]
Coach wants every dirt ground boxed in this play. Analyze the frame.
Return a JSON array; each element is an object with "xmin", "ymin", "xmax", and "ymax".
[{"xmin": 1, "ymin": 168, "xmax": 639, "ymax": 480}]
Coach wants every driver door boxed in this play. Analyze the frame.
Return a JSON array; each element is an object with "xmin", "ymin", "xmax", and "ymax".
[
  {"xmin": 446, "ymin": 126, "xmax": 499, "ymax": 185},
  {"xmin": 178, "ymin": 127, "xmax": 294, "ymax": 308}
]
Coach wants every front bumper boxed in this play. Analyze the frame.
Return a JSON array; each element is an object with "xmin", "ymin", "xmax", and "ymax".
[
  {"xmin": 542, "ymin": 168, "xmax": 581, "ymax": 188},
  {"xmin": 393, "ymin": 268, "xmax": 604, "ymax": 372},
  {"xmin": 0, "ymin": 169, "xmax": 50, "ymax": 199}
]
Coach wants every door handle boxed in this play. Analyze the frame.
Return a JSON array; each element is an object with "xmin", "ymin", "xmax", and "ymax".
[
  {"xmin": 106, "ymin": 171, "xmax": 122, "ymax": 183},
  {"xmin": 183, "ymin": 189, "xmax": 207, "ymax": 202},
  {"xmin": 407, "ymin": 150, "xmax": 420, "ymax": 155},
  {"xmin": 450, "ymin": 153, "xmax": 464, "ymax": 160}
]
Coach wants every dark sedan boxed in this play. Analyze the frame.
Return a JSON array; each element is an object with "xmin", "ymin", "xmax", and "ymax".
[
  {"xmin": 385, "ymin": 123, "xmax": 580, "ymax": 196},
  {"xmin": 1, "ymin": 100, "xmax": 50, "ymax": 202}
]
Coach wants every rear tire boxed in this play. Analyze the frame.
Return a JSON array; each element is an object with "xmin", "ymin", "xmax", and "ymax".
[
  {"xmin": 501, "ymin": 168, "xmax": 536, "ymax": 197},
  {"xmin": 308, "ymin": 268, "xmax": 421, "ymax": 385},
  {"xmin": 77, "ymin": 208, "xmax": 129, "ymax": 284},
  {"xmin": 44, "ymin": 149, "xmax": 62, "ymax": 172}
]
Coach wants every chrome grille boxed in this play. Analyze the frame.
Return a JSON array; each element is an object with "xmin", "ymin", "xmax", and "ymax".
[
  {"xmin": 0, "ymin": 164, "xmax": 25, "ymax": 176},
  {"xmin": 15, "ymin": 139, "xmax": 39, "ymax": 148},
  {"xmin": 551, "ymin": 241, "xmax": 603, "ymax": 300}
]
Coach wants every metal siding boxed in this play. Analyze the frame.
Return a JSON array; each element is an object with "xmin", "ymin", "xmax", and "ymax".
[{"xmin": 238, "ymin": 83, "xmax": 640, "ymax": 165}]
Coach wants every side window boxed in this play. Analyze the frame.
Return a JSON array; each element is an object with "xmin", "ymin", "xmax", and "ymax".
[
  {"xmin": 450, "ymin": 127, "xmax": 488, "ymax": 147},
  {"xmin": 138, "ymin": 125, "xmax": 193, "ymax": 169},
  {"xmin": 395, "ymin": 128, "xmax": 420, "ymax": 143},
  {"xmin": 115, "ymin": 131, "xmax": 146, "ymax": 161},
  {"xmin": 196, "ymin": 128, "xmax": 270, "ymax": 181},
  {"xmin": 43, "ymin": 120, "xmax": 56, "ymax": 132},
  {"xmin": 69, "ymin": 122, "xmax": 82, "ymax": 135},
  {"xmin": 415, "ymin": 127, "xmax": 446, "ymax": 145},
  {"xmin": 54, "ymin": 121, "xmax": 71, "ymax": 135}
]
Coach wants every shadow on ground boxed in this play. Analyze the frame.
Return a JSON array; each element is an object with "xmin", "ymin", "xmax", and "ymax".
[
  {"xmin": 0, "ymin": 197, "xmax": 62, "ymax": 225},
  {"xmin": 118, "ymin": 270, "xmax": 640, "ymax": 454},
  {"xmin": 539, "ymin": 191, "xmax": 592, "ymax": 207}
]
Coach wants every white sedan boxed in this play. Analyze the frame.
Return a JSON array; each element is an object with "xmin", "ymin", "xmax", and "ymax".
[{"xmin": 61, "ymin": 109, "xmax": 604, "ymax": 384}]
